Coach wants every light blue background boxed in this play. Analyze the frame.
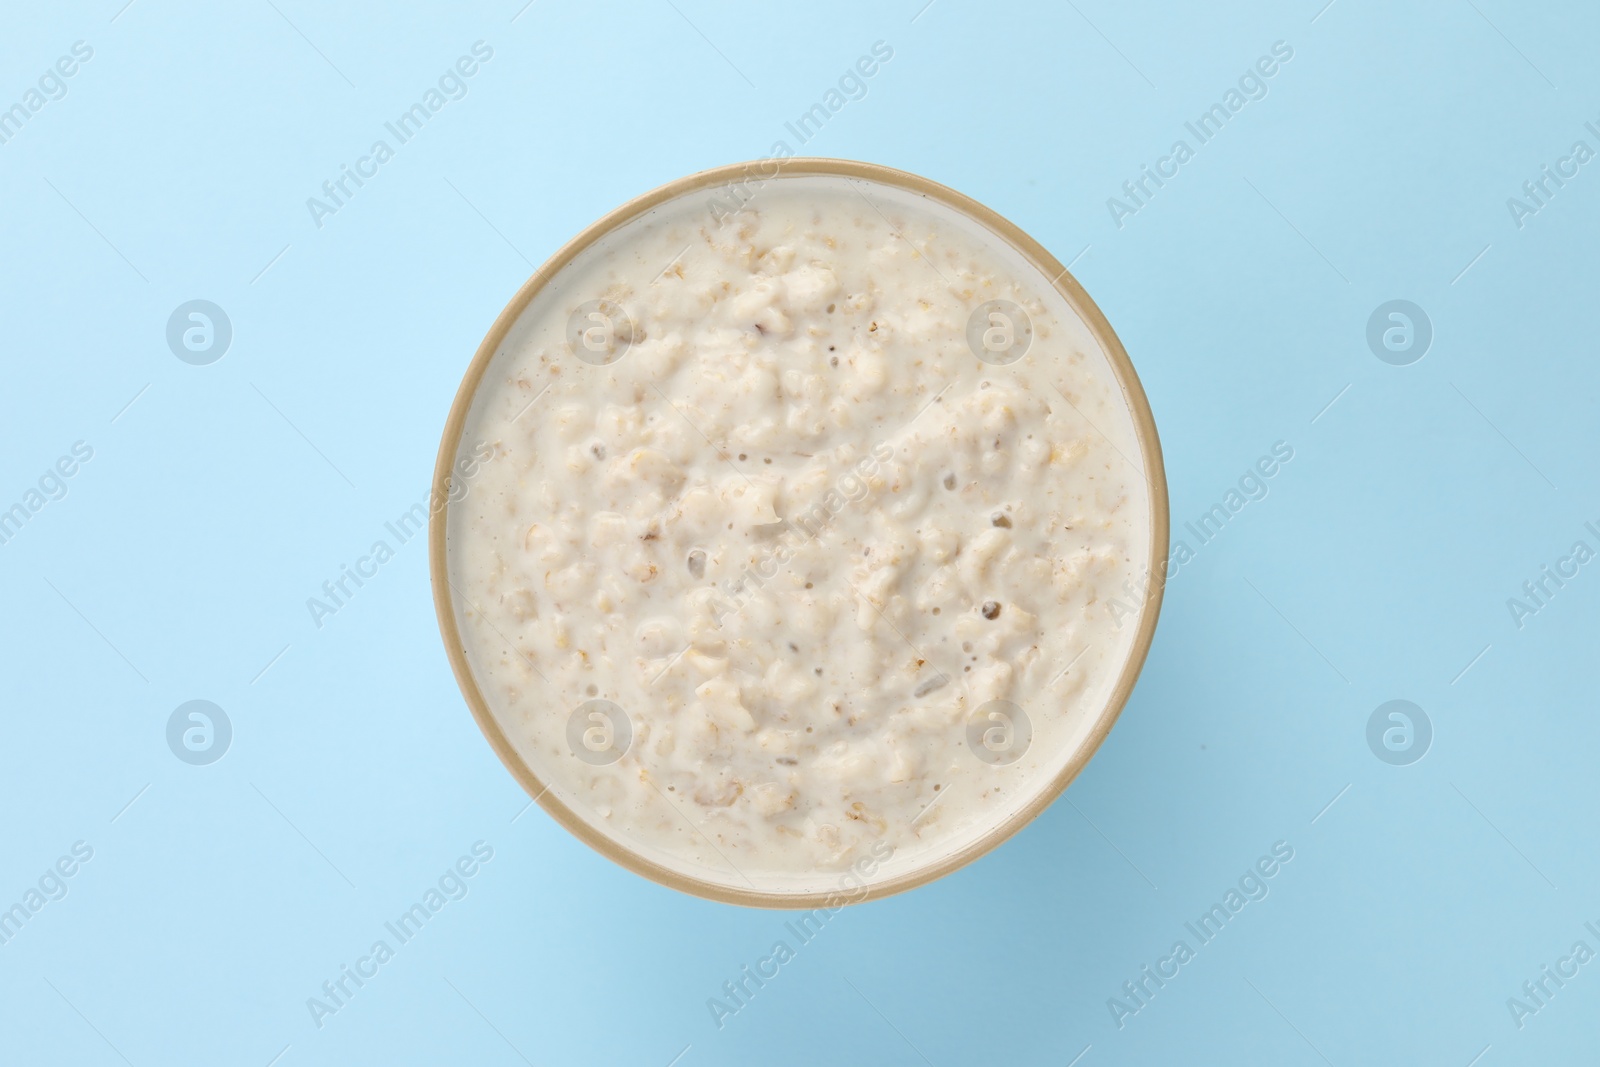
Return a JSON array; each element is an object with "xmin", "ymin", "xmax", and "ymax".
[{"xmin": 2, "ymin": 0, "xmax": 1596, "ymax": 1063}]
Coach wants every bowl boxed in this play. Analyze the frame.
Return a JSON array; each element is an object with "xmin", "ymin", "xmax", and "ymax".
[{"xmin": 430, "ymin": 158, "xmax": 1167, "ymax": 907}]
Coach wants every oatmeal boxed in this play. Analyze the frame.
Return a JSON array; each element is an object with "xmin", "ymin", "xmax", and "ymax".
[{"xmin": 443, "ymin": 171, "xmax": 1157, "ymax": 897}]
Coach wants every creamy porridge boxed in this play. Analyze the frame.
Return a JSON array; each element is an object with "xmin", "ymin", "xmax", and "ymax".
[{"xmin": 441, "ymin": 167, "xmax": 1159, "ymax": 900}]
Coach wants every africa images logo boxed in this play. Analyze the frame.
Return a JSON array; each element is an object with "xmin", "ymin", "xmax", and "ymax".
[
  {"xmin": 305, "ymin": 42, "xmax": 494, "ymax": 230},
  {"xmin": 166, "ymin": 701, "xmax": 232, "ymax": 766},
  {"xmin": 1107, "ymin": 841, "xmax": 1296, "ymax": 1029}
]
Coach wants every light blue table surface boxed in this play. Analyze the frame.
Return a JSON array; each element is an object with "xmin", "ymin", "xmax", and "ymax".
[{"xmin": 3, "ymin": 1, "xmax": 1597, "ymax": 1064}]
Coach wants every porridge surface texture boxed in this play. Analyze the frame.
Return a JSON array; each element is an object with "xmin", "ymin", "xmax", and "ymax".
[{"xmin": 447, "ymin": 177, "xmax": 1150, "ymax": 891}]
